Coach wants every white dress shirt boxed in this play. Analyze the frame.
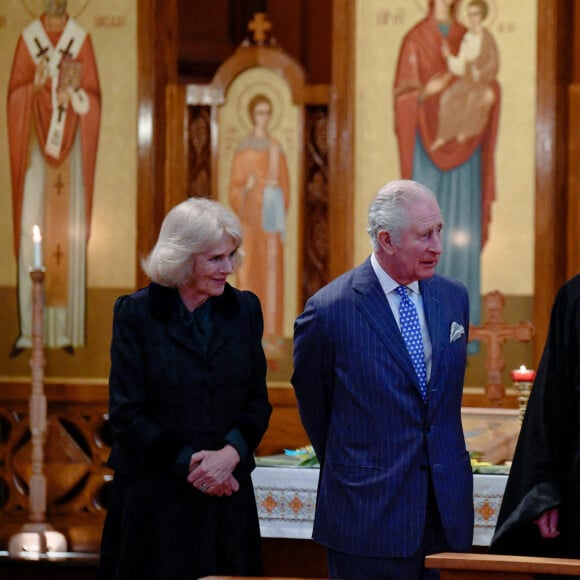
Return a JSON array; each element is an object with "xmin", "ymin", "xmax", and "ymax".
[{"xmin": 370, "ymin": 253, "xmax": 433, "ymax": 382}]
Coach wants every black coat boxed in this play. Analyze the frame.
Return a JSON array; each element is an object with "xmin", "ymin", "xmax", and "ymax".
[
  {"xmin": 99, "ymin": 282, "xmax": 272, "ymax": 579},
  {"xmin": 490, "ymin": 274, "xmax": 580, "ymax": 558}
]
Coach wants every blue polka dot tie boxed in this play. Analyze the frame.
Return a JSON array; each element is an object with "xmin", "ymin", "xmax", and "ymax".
[{"xmin": 396, "ymin": 285, "xmax": 427, "ymax": 402}]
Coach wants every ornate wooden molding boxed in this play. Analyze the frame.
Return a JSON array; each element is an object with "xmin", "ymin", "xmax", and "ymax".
[{"xmin": 302, "ymin": 106, "xmax": 330, "ymax": 304}]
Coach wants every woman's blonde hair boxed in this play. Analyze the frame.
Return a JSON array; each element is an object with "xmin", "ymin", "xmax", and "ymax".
[{"xmin": 141, "ymin": 197, "xmax": 243, "ymax": 286}]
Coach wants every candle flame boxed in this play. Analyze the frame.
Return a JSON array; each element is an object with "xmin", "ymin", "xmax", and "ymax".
[
  {"xmin": 519, "ymin": 365, "xmax": 527, "ymax": 372},
  {"xmin": 32, "ymin": 225, "xmax": 41, "ymax": 242}
]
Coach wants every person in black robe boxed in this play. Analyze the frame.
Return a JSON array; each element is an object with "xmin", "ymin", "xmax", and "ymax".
[{"xmin": 490, "ymin": 273, "xmax": 580, "ymax": 558}]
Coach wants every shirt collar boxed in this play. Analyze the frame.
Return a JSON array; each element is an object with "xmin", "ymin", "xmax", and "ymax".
[{"xmin": 370, "ymin": 253, "xmax": 420, "ymax": 296}]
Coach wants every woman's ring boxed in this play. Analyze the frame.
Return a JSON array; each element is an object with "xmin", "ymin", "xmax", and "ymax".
[{"xmin": 200, "ymin": 483, "xmax": 207, "ymax": 491}]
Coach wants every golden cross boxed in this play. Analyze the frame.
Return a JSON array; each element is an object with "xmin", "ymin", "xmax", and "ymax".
[
  {"xmin": 248, "ymin": 12, "xmax": 271, "ymax": 44},
  {"xmin": 469, "ymin": 290, "xmax": 535, "ymax": 405}
]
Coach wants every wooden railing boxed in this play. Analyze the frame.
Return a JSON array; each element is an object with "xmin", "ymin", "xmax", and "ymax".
[{"xmin": 425, "ymin": 553, "xmax": 580, "ymax": 578}]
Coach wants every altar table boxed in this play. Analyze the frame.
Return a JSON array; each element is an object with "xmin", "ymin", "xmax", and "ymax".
[{"xmin": 252, "ymin": 467, "xmax": 507, "ymax": 547}]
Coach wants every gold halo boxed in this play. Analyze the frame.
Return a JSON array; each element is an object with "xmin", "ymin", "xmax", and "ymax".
[
  {"xmin": 457, "ymin": 0, "xmax": 498, "ymax": 28},
  {"xmin": 19, "ymin": 0, "xmax": 91, "ymax": 19},
  {"xmin": 236, "ymin": 81, "xmax": 285, "ymax": 134}
]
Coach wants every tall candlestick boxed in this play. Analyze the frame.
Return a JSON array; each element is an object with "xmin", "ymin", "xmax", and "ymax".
[
  {"xmin": 32, "ymin": 225, "xmax": 43, "ymax": 270},
  {"xmin": 8, "ymin": 270, "xmax": 67, "ymax": 558}
]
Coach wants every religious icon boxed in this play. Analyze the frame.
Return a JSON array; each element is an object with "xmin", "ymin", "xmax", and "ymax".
[
  {"xmin": 7, "ymin": 0, "xmax": 101, "ymax": 355},
  {"xmin": 228, "ymin": 93, "xmax": 290, "ymax": 359},
  {"xmin": 393, "ymin": 0, "xmax": 500, "ymax": 332},
  {"xmin": 431, "ymin": 1, "xmax": 499, "ymax": 151}
]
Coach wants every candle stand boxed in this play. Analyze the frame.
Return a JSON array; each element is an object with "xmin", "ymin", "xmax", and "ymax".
[
  {"xmin": 514, "ymin": 380, "xmax": 533, "ymax": 423},
  {"xmin": 8, "ymin": 269, "xmax": 68, "ymax": 559}
]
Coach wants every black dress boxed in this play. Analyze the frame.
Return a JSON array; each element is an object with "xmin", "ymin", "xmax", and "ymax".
[
  {"xmin": 98, "ymin": 283, "xmax": 272, "ymax": 579},
  {"xmin": 490, "ymin": 274, "xmax": 580, "ymax": 559}
]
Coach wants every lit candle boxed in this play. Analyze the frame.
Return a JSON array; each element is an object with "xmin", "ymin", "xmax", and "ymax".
[
  {"xmin": 32, "ymin": 225, "xmax": 43, "ymax": 270},
  {"xmin": 511, "ymin": 364, "xmax": 536, "ymax": 383}
]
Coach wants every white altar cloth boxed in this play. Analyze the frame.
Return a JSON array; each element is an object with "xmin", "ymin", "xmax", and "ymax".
[{"xmin": 252, "ymin": 466, "xmax": 507, "ymax": 547}]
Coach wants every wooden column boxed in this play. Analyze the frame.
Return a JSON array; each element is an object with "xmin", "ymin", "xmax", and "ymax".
[
  {"xmin": 327, "ymin": 0, "xmax": 355, "ymax": 279},
  {"xmin": 136, "ymin": 0, "xmax": 178, "ymax": 289},
  {"xmin": 567, "ymin": 84, "xmax": 580, "ymax": 277},
  {"xmin": 533, "ymin": 0, "xmax": 574, "ymax": 364}
]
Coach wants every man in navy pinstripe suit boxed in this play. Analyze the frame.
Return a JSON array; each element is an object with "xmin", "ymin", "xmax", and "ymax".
[{"xmin": 292, "ymin": 180, "xmax": 473, "ymax": 579}]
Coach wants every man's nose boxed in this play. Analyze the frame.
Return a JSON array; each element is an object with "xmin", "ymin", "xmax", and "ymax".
[{"xmin": 431, "ymin": 233, "xmax": 443, "ymax": 254}]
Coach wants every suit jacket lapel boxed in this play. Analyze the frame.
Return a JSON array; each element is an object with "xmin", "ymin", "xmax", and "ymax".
[
  {"xmin": 420, "ymin": 277, "xmax": 448, "ymax": 409},
  {"xmin": 352, "ymin": 259, "xmax": 419, "ymax": 386}
]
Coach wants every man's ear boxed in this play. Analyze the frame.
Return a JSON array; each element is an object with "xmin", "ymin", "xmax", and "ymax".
[{"xmin": 377, "ymin": 230, "xmax": 395, "ymax": 255}]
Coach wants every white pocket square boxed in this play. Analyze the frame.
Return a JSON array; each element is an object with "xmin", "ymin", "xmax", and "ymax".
[{"xmin": 449, "ymin": 322, "xmax": 465, "ymax": 343}]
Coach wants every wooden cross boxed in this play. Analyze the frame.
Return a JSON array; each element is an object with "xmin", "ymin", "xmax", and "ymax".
[
  {"xmin": 248, "ymin": 12, "xmax": 271, "ymax": 44},
  {"xmin": 469, "ymin": 290, "xmax": 535, "ymax": 405}
]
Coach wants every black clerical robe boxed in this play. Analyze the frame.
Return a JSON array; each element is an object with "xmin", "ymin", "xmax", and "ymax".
[{"xmin": 490, "ymin": 274, "xmax": 580, "ymax": 558}]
